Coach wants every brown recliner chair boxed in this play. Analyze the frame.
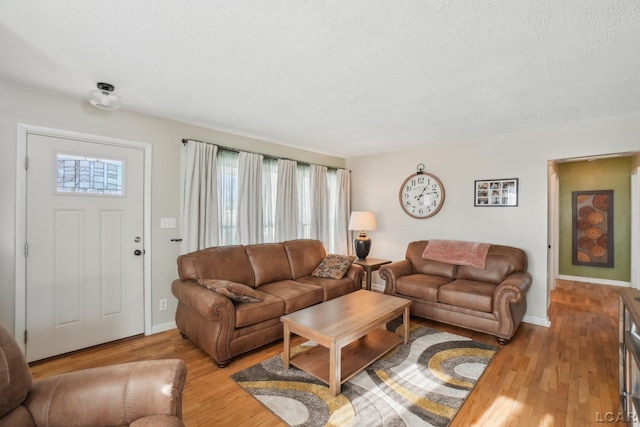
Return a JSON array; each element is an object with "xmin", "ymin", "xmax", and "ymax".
[{"xmin": 0, "ymin": 324, "xmax": 187, "ymax": 427}]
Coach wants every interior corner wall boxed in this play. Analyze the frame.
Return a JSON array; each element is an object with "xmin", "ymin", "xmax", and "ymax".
[
  {"xmin": 346, "ymin": 112, "xmax": 640, "ymax": 326},
  {"xmin": 557, "ymin": 157, "xmax": 632, "ymax": 282},
  {"xmin": 0, "ymin": 83, "xmax": 345, "ymax": 333}
]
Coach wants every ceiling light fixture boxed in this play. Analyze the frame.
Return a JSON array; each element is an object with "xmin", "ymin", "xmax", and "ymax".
[{"xmin": 89, "ymin": 82, "xmax": 121, "ymax": 110}]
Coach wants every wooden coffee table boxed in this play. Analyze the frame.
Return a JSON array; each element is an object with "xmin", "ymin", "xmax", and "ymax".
[{"xmin": 281, "ymin": 290, "xmax": 411, "ymax": 396}]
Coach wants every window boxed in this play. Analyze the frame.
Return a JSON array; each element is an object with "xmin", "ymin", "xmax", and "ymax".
[
  {"xmin": 183, "ymin": 140, "xmax": 348, "ymax": 253},
  {"xmin": 56, "ymin": 153, "xmax": 123, "ymax": 195},
  {"xmin": 216, "ymin": 150, "xmax": 238, "ymax": 245},
  {"xmin": 263, "ymin": 158, "xmax": 277, "ymax": 243},
  {"xmin": 297, "ymin": 165, "xmax": 311, "ymax": 239},
  {"xmin": 213, "ymin": 150, "xmax": 343, "ymax": 251}
]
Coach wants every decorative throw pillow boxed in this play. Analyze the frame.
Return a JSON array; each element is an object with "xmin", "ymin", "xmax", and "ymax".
[
  {"xmin": 311, "ymin": 254, "xmax": 355, "ymax": 279},
  {"xmin": 197, "ymin": 279, "xmax": 263, "ymax": 303}
]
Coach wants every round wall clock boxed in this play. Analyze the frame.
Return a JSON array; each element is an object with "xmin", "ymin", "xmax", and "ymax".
[{"xmin": 398, "ymin": 165, "xmax": 445, "ymax": 219}]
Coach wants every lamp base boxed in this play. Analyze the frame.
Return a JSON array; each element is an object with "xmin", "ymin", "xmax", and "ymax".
[{"xmin": 354, "ymin": 235, "xmax": 371, "ymax": 259}]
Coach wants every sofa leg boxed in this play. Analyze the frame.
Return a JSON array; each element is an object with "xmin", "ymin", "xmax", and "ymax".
[
  {"xmin": 496, "ymin": 337, "xmax": 510, "ymax": 345},
  {"xmin": 216, "ymin": 359, "xmax": 230, "ymax": 368},
  {"xmin": 180, "ymin": 333, "xmax": 188, "ymax": 339}
]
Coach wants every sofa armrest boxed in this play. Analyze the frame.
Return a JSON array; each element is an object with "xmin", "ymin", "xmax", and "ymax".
[
  {"xmin": 171, "ymin": 279, "xmax": 236, "ymax": 323},
  {"xmin": 379, "ymin": 260, "xmax": 413, "ymax": 295},
  {"xmin": 493, "ymin": 272, "xmax": 532, "ymax": 339},
  {"xmin": 171, "ymin": 279, "xmax": 238, "ymax": 365},
  {"xmin": 25, "ymin": 359, "xmax": 186, "ymax": 427},
  {"xmin": 345, "ymin": 263, "xmax": 364, "ymax": 291}
]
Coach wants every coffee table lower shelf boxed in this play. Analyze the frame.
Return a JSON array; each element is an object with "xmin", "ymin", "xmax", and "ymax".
[{"xmin": 289, "ymin": 328, "xmax": 402, "ymax": 386}]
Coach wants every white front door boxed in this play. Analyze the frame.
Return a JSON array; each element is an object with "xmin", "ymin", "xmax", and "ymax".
[{"xmin": 25, "ymin": 133, "xmax": 145, "ymax": 362}]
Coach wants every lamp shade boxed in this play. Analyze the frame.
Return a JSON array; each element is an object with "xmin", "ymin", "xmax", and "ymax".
[{"xmin": 348, "ymin": 211, "xmax": 377, "ymax": 231}]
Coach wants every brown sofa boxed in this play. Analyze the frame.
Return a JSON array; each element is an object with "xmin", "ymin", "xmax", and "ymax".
[
  {"xmin": 379, "ymin": 240, "xmax": 532, "ymax": 344},
  {"xmin": 171, "ymin": 239, "xmax": 364, "ymax": 367},
  {"xmin": 0, "ymin": 324, "xmax": 186, "ymax": 427}
]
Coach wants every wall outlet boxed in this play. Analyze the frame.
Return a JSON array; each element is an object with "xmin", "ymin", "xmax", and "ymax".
[{"xmin": 159, "ymin": 298, "xmax": 168, "ymax": 311}]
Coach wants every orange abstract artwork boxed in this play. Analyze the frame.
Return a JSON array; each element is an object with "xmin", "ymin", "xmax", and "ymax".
[{"xmin": 572, "ymin": 190, "xmax": 613, "ymax": 268}]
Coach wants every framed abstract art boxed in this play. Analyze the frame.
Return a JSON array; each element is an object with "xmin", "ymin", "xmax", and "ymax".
[{"xmin": 572, "ymin": 189, "xmax": 613, "ymax": 268}]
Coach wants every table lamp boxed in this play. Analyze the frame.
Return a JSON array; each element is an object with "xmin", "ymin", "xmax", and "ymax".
[{"xmin": 348, "ymin": 211, "xmax": 377, "ymax": 259}]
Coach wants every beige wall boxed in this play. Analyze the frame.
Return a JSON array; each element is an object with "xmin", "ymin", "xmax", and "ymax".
[
  {"xmin": 347, "ymin": 113, "xmax": 640, "ymax": 325},
  {"xmin": 4, "ymin": 81, "xmax": 639, "ymax": 333},
  {"xmin": 0, "ymin": 83, "xmax": 345, "ymax": 332}
]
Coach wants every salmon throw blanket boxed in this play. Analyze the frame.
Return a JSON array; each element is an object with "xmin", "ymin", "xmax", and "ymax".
[{"xmin": 422, "ymin": 240, "xmax": 490, "ymax": 269}]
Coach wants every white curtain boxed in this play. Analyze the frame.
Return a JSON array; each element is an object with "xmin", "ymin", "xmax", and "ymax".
[
  {"xmin": 275, "ymin": 159, "xmax": 298, "ymax": 242},
  {"xmin": 182, "ymin": 141, "xmax": 351, "ymax": 252},
  {"xmin": 332, "ymin": 169, "xmax": 351, "ymax": 254},
  {"xmin": 237, "ymin": 152, "xmax": 264, "ymax": 245},
  {"xmin": 310, "ymin": 165, "xmax": 330, "ymax": 247},
  {"xmin": 181, "ymin": 140, "xmax": 218, "ymax": 253}
]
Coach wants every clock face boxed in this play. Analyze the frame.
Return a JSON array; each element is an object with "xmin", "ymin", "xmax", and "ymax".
[{"xmin": 399, "ymin": 173, "xmax": 445, "ymax": 218}]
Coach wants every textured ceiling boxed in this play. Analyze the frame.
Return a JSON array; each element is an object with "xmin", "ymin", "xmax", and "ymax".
[{"xmin": 1, "ymin": 1, "xmax": 639, "ymax": 158}]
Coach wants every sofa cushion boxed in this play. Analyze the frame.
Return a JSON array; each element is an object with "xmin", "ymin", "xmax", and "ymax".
[
  {"xmin": 455, "ymin": 252, "xmax": 511, "ymax": 285},
  {"xmin": 311, "ymin": 254, "xmax": 355, "ymax": 279},
  {"xmin": 405, "ymin": 241, "xmax": 456, "ymax": 279},
  {"xmin": 246, "ymin": 243, "xmax": 293, "ymax": 286},
  {"xmin": 438, "ymin": 279, "xmax": 495, "ymax": 313},
  {"xmin": 283, "ymin": 239, "xmax": 327, "ymax": 279},
  {"xmin": 395, "ymin": 274, "xmax": 452, "ymax": 302},
  {"xmin": 455, "ymin": 245, "xmax": 528, "ymax": 284},
  {"xmin": 258, "ymin": 280, "xmax": 324, "ymax": 314},
  {"xmin": 177, "ymin": 245, "xmax": 255, "ymax": 286},
  {"xmin": 296, "ymin": 276, "xmax": 356, "ymax": 301},
  {"xmin": 197, "ymin": 279, "xmax": 263, "ymax": 303},
  {"xmin": 234, "ymin": 293, "xmax": 285, "ymax": 328}
]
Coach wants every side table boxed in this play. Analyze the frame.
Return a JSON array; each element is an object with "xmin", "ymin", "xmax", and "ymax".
[{"xmin": 353, "ymin": 258, "xmax": 391, "ymax": 291}]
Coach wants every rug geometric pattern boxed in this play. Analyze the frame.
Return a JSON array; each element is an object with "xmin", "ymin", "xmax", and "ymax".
[{"xmin": 231, "ymin": 322, "xmax": 498, "ymax": 427}]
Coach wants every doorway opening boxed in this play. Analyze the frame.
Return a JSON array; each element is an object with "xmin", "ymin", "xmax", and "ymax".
[{"xmin": 547, "ymin": 152, "xmax": 640, "ymax": 304}]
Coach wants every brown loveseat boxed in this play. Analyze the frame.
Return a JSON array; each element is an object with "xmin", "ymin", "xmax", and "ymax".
[
  {"xmin": 379, "ymin": 240, "xmax": 531, "ymax": 344},
  {"xmin": 172, "ymin": 239, "xmax": 364, "ymax": 367}
]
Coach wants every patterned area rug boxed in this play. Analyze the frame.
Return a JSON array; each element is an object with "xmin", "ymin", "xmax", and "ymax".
[{"xmin": 231, "ymin": 322, "xmax": 498, "ymax": 427}]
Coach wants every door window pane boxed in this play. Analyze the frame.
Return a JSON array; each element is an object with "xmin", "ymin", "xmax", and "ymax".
[{"xmin": 56, "ymin": 154, "xmax": 124, "ymax": 195}]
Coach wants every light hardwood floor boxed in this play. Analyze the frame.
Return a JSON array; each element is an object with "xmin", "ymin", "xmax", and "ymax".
[{"xmin": 30, "ymin": 280, "xmax": 621, "ymax": 426}]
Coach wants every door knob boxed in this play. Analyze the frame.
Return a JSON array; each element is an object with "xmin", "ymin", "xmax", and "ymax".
[{"xmin": 134, "ymin": 249, "xmax": 142, "ymax": 256}]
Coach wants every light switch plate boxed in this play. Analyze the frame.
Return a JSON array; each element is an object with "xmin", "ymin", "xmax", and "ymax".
[{"xmin": 160, "ymin": 218, "xmax": 177, "ymax": 229}]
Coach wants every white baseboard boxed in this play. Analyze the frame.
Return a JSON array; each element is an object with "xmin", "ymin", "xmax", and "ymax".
[
  {"xmin": 371, "ymin": 282, "xmax": 385, "ymax": 292},
  {"xmin": 150, "ymin": 321, "xmax": 177, "ymax": 335},
  {"xmin": 558, "ymin": 274, "xmax": 630, "ymax": 288},
  {"xmin": 523, "ymin": 315, "xmax": 551, "ymax": 327}
]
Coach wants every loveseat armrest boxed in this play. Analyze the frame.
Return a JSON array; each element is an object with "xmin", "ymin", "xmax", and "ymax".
[
  {"xmin": 25, "ymin": 359, "xmax": 187, "ymax": 427},
  {"xmin": 379, "ymin": 260, "xmax": 414, "ymax": 295},
  {"xmin": 494, "ymin": 272, "xmax": 532, "ymax": 305},
  {"xmin": 493, "ymin": 272, "xmax": 533, "ymax": 341}
]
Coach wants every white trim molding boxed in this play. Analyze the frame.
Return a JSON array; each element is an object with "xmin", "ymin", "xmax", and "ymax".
[
  {"xmin": 151, "ymin": 321, "xmax": 177, "ymax": 335},
  {"xmin": 558, "ymin": 274, "xmax": 630, "ymax": 288},
  {"xmin": 523, "ymin": 315, "xmax": 551, "ymax": 327}
]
